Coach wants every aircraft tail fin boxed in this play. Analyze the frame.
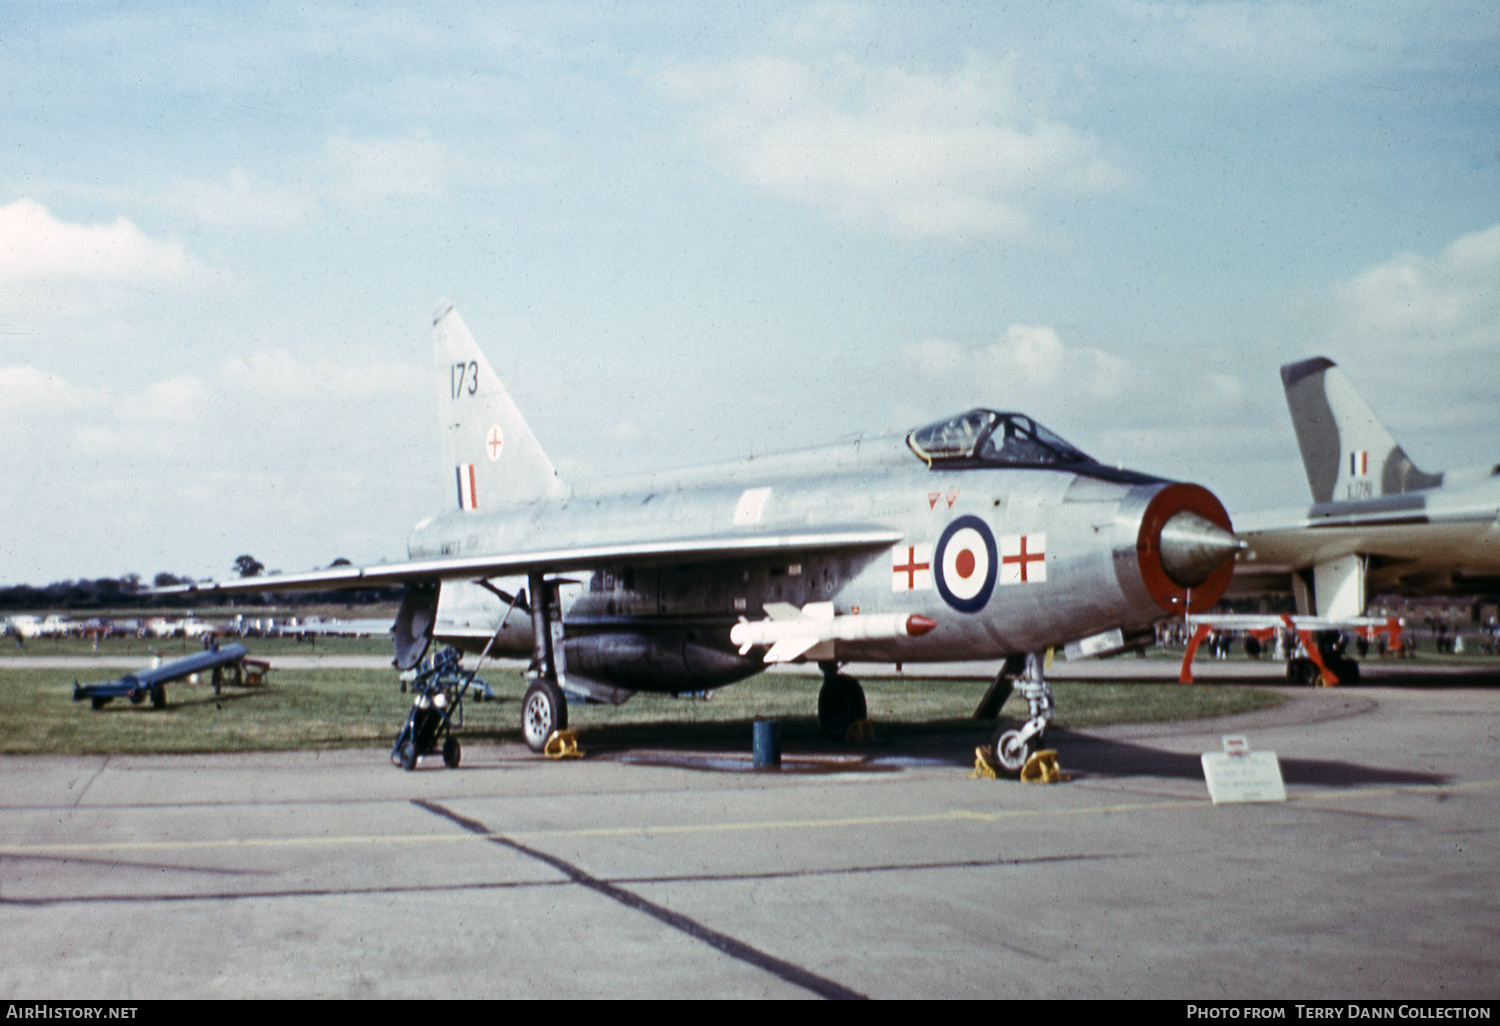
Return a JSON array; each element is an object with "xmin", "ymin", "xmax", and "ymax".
[
  {"xmin": 1279, "ymin": 357, "xmax": 1441, "ymax": 504},
  {"xmin": 433, "ymin": 301, "xmax": 566, "ymax": 509}
]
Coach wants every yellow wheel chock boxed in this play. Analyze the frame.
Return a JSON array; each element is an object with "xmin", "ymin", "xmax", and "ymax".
[
  {"xmin": 1020, "ymin": 749, "xmax": 1069, "ymax": 784},
  {"xmin": 970, "ymin": 746, "xmax": 1070, "ymax": 782},
  {"xmin": 844, "ymin": 719, "xmax": 875, "ymax": 744},
  {"xmin": 543, "ymin": 729, "xmax": 582, "ymax": 759},
  {"xmin": 969, "ymin": 746, "xmax": 999, "ymax": 779}
]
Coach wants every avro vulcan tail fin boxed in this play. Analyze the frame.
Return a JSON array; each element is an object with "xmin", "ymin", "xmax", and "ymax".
[
  {"xmin": 1279, "ymin": 357, "xmax": 1441, "ymax": 504},
  {"xmin": 433, "ymin": 301, "xmax": 566, "ymax": 510}
]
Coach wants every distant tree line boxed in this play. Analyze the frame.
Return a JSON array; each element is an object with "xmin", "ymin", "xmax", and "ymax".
[
  {"xmin": 0, "ymin": 557, "xmax": 402, "ymax": 611},
  {"xmin": 0, "ymin": 576, "xmax": 149, "ymax": 611}
]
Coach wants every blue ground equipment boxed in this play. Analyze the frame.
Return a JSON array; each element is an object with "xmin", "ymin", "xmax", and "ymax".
[
  {"xmin": 391, "ymin": 646, "xmax": 487, "ymax": 771},
  {"xmin": 72, "ymin": 642, "xmax": 261, "ymax": 709}
]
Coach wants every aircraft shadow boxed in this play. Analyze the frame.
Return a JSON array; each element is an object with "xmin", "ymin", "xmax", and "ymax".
[
  {"xmin": 463, "ymin": 714, "xmax": 994, "ymax": 762},
  {"xmin": 70, "ymin": 691, "xmax": 1453, "ymax": 788},
  {"xmin": 484, "ymin": 717, "xmax": 1450, "ymax": 788},
  {"xmin": 1356, "ymin": 662, "xmax": 1500, "ymax": 688},
  {"xmin": 1052, "ymin": 731, "xmax": 1449, "ymax": 787}
]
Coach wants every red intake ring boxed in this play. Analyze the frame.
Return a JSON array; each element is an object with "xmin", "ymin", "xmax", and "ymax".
[{"xmin": 1136, "ymin": 483, "xmax": 1236, "ymax": 615}]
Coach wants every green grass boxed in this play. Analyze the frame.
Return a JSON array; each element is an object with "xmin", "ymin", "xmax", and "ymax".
[
  {"xmin": 1, "ymin": 668, "xmax": 413, "ymax": 755},
  {"xmin": 0, "ymin": 663, "xmax": 1283, "ymax": 756}
]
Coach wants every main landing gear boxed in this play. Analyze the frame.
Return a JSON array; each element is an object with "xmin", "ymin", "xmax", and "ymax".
[
  {"xmin": 521, "ymin": 676, "xmax": 568, "ymax": 753},
  {"xmin": 521, "ymin": 572, "xmax": 571, "ymax": 754},
  {"xmin": 1286, "ymin": 630, "xmax": 1361, "ymax": 687},
  {"xmin": 975, "ymin": 652, "xmax": 1054, "ymax": 777},
  {"xmin": 817, "ymin": 662, "xmax": 867, "ymax": 741}
]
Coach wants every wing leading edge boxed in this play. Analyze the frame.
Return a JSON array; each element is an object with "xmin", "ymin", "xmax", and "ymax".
[{"xmin": 158, "ymin": 526, "xmax": 906, "ymax": 596}]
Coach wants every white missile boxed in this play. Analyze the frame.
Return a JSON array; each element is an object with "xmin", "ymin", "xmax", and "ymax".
[{"xmin": 730, "ymin": 601, "xmax": 938, "ymax": 664}]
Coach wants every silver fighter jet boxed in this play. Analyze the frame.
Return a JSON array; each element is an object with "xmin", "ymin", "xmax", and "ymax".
[{"xmin": 175, "ymin": 302, "xmax": 1242, "ymax": 773}]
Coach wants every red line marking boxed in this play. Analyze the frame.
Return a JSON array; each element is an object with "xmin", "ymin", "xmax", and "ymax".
[
  {"xmin": 893, "ymin": 547, "xmax": 930, "ymax": 589},
  {"xmin": 1001, "ymin": 536, "xmax": 1043, "ymax": 582}
]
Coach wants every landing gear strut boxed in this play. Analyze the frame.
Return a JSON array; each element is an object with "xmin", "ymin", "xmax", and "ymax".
[
  {"xmin": 817, "ymin": 662, "xmax": 866, "ymax": 741},
  {"xmin": 1287, "ymin": 629, "xmax": 1361, "ymax": 687},
  {"xmin": 523, "ymin": 573, "xmax": 570, "ymax": 753},
  {"xmin": 991, "ymin": 652, "xmax": 1053, "ymax": 777}
]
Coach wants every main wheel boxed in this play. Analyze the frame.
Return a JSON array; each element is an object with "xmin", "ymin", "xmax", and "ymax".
[
  {"xmin": 993, "ymin": 728, "xmax": 1033, "ymax": 777},
  {"xmin": 818, "ymin": 674, "xmax": 867, "ymax": 741},
  {"xmin": 442, "ymin": 736, "xmax": 461, "ymax": 769},
  {"xmin": 521, "ymin": 679, "xmax": 568, "ymax": 753},
  {"xmin": 150, "ymin": 686, "xmax": 166, "ymax": 709}
]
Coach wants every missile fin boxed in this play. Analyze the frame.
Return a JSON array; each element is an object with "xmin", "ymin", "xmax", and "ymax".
[
  {"xmin": 802, "ymin": 601, "xmax": 835, "ymax": 621},
  {"xmin": 764, "ymin": 636, "xmax": 821, "ymax": 663}
]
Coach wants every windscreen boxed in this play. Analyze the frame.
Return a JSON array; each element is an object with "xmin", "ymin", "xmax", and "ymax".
[
  {"xmin": 908, "ymin": 409, "xmax": 1091, "ymax": 467},
  {"xmin": 907, "ymin": 410, "xmax": 1000, "ymax": 461}
]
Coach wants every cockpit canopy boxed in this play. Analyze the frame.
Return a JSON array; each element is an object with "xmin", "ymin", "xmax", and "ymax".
[{"xmin": 907, "ymin": 409, "xmax": 1093, "ymax": 468}]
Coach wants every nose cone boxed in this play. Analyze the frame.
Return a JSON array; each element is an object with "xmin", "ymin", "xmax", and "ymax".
[
  {"xmin": 905, "ymin": 614, "xmax": 939, "ymax": 637},
  {"xmin": 1134, "ymin": 482, "xmax": 1239, "ymax": 613},
  {"xmin": 1158, "ymin": 510, "xmax": 1244, "ymax": 588}
]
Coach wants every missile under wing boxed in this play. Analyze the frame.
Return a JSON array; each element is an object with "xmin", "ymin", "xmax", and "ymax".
[{"xmin": 170, "ymin": 302, "xmax": 1242, "ymax": 774}]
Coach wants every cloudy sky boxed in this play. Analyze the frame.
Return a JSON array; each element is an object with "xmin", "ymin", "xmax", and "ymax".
[{"xmin": 2, "ymin": 2, "xmax": 1498, "ymax": 586}]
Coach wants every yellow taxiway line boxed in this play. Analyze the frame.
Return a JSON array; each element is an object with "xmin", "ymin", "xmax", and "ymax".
[{"xmin": 2, "ymin": 777, "xmax": 1495, "ymax": 859}]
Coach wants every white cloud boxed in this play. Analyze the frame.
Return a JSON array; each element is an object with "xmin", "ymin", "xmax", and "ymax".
[
  {"xmin": 118, "ymin": 376, "xmax": 215, "ymax": 426},
  {"xmin": 1312, "ymin": 222, "xmax": 1500, "ymax": 465},
  {"xmin": 0, "ymin": 199, "xmax": 203, "ymax": 283},
  {"xmin": 0, "ymin": 351, "xmax": 432, "ymax": 583},
  {"xmin": 661, "ymin": 53, "xmax": 1119, "ymax": 240},
  {"xmin": 911, "ymin": 324, "xmax": 1135, "ymax": 407},
  {"xmin": 0, "ymin": 365, "xmax": 86, "ymax": 415},
  {"xmin": 0, "ymin": 349, "xmax": 423, "ymax": 454},
  {"xmin": 1334, "ymin": 223, "xmax": 1500, "ymax": 354}
]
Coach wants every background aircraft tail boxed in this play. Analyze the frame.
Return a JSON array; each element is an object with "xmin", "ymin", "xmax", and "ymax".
[
  {"xmin": 433, "ymin": 301, "xmax": 566, "ymax": 509},
  {"xmin": 1279, "ymin": 357, "xmax": 1441, "ymax": 504}
]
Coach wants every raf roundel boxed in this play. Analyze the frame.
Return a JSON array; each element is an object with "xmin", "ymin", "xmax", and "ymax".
[{"xmin": 934, "ymin": 515, "xmax": 998, "ymax": 613}]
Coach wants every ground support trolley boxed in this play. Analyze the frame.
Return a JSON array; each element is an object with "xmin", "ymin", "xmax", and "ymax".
[{"xmin": 391, "ymin": 646, "xmax": 487, "ymax": 771}]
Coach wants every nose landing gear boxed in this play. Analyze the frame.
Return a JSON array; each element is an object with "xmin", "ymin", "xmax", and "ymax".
[{"xmin": 989, "ymin": 652, "xmax": 1053, "ymax": 777}]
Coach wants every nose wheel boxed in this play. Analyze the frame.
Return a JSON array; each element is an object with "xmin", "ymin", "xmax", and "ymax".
[
  {"xmin": 990, "ymin": 652, "xmax": 1053, "ymax": 777},
  {"xmin": 993, "ymin": 728, "xmax": 1033, "ymax": 775}
]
